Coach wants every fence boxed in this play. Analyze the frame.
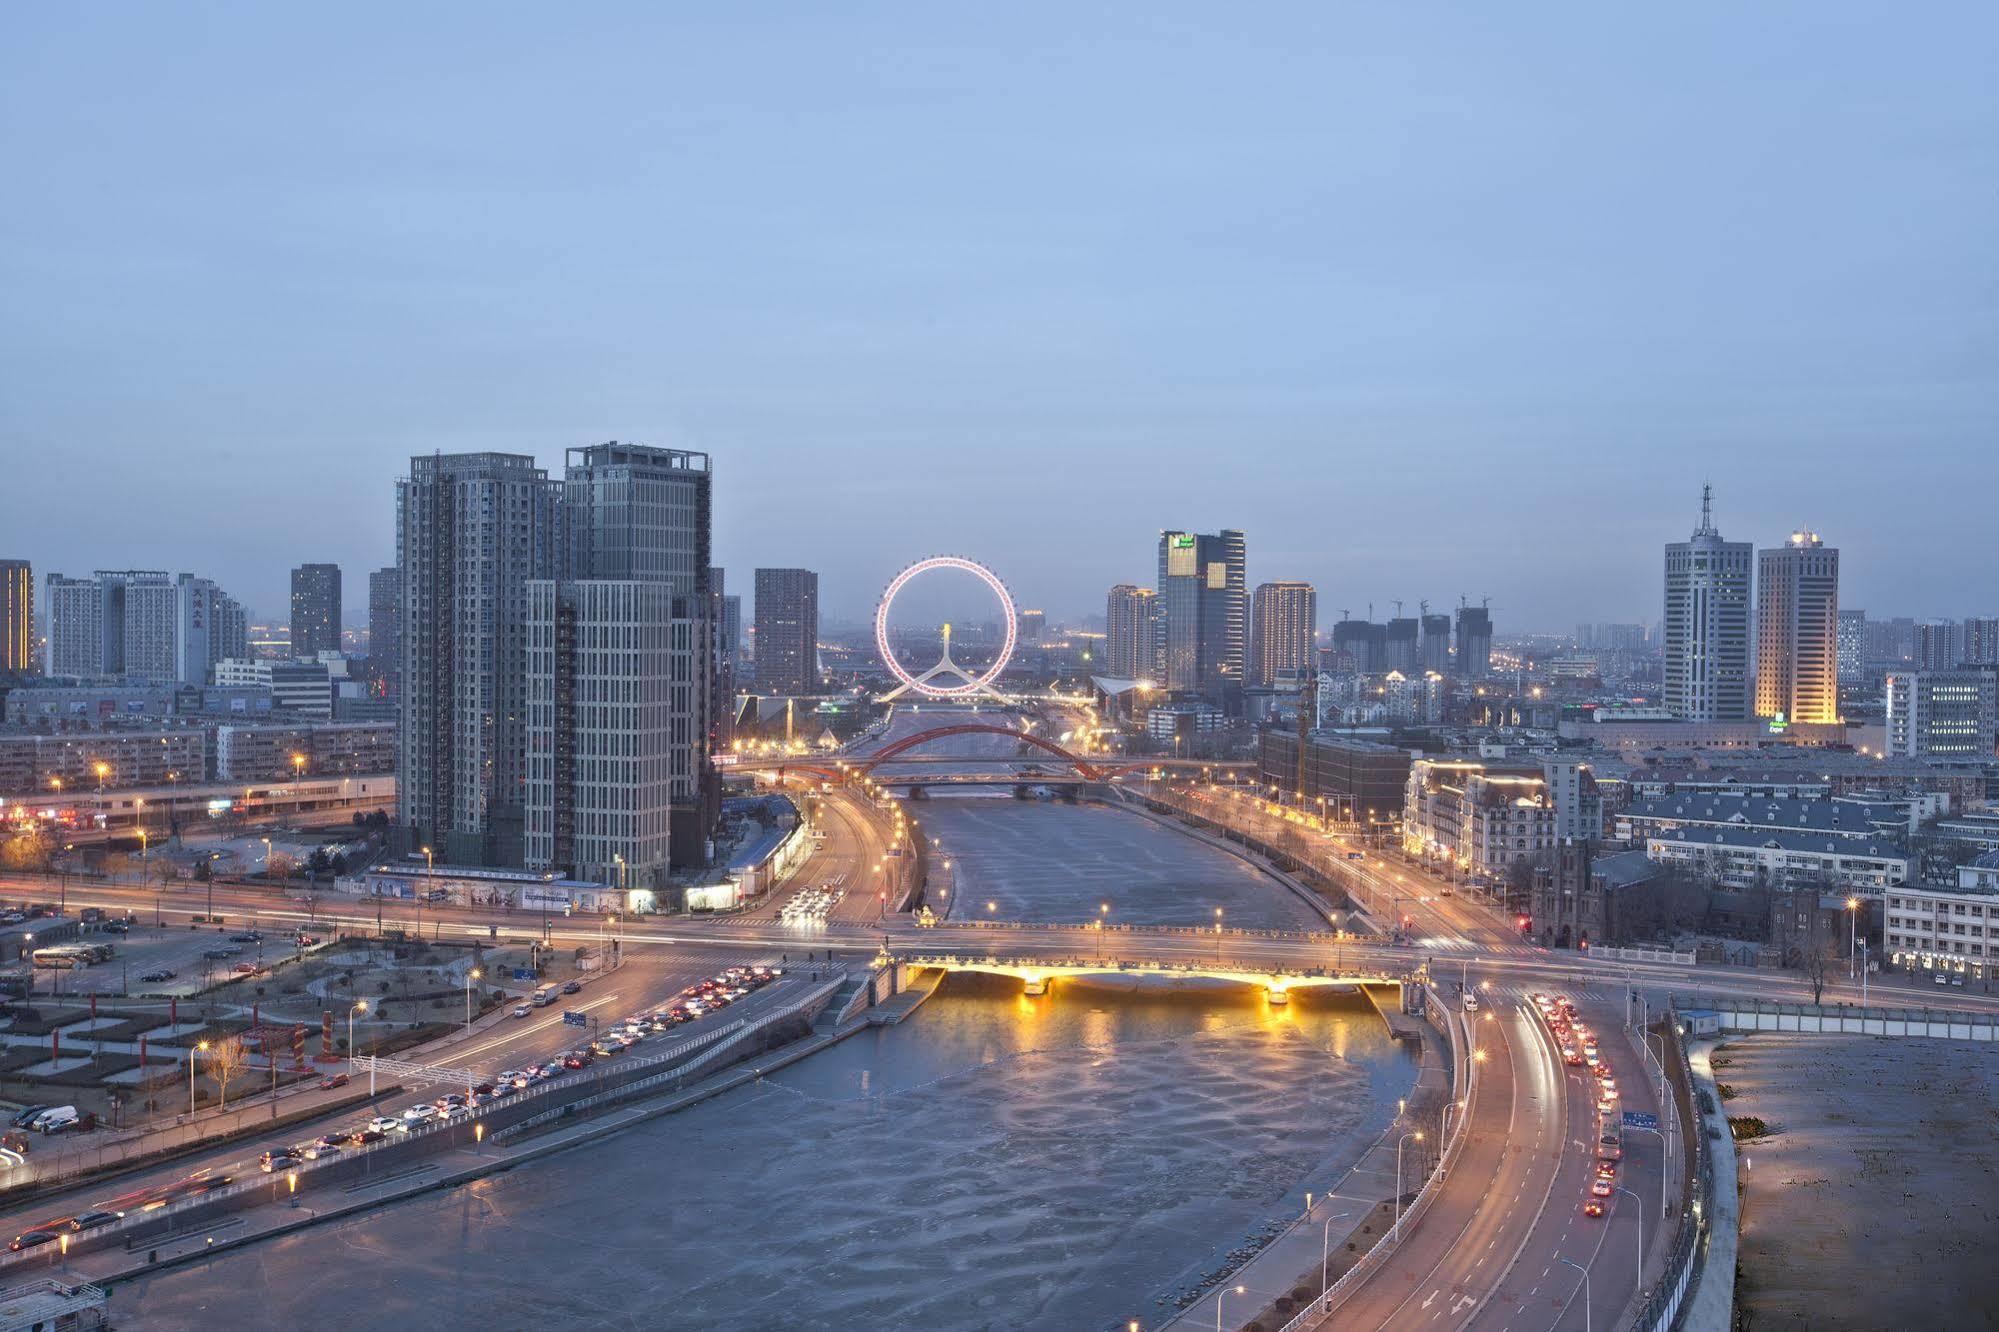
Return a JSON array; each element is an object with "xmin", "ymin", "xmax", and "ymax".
[
  {"xmin": 1628, "ymin": 1009, "xmax": 1711, "ymax": 1332},
  {"xmin": 1679, "ymin": 996, "xmax": 1999, "ymax": 1042},
  {"xmin": 1275, "ymin": 985, "xmax": 1473, "ymax": 1332},
  {"xmin": 1591, "ymin": 945, "xmax": 1697, "ymax": 966}
]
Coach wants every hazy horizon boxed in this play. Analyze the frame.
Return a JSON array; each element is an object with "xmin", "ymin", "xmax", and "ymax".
[{"xmin": 5, "ymin": 4, "xmax": 1995, "ymax": 632}]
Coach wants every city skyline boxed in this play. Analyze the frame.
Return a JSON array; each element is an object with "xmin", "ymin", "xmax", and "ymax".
[{"xmin": 6, "ymin": 6, "xmax": 1998, "ymax": 629}]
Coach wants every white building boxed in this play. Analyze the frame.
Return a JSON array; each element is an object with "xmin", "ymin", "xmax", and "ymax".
[
  {"xmin": 1643, "ymin": 826, "xmax": 1908, "ymax": 891},
  {"xmin": 1663, "ymin": 486, "xmax": 1753, "ymax": 721},
  {"xmin": 1885, "ymin": 670, "xmax": 1997, "ymax": 759},
  {"xmin": 1884, "ymin": 876, "xmax": 1997, "ymax": 980}
]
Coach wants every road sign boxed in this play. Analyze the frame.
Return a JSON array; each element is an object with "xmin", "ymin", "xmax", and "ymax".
[
  {"xmin": 513, "ymin": 968, "xmax": 535, "ymax": 981},
  {"xmin": 561, "ymin": 1011, "xmax": 588, "ymax": 1027},
  {"xmin": 1622, "ymin": 1111, "xmax": 1658, "ymax": 1130}
]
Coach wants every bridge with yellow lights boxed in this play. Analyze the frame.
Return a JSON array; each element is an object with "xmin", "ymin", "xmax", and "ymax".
[{"xmin": 898, "ymin": 951, "xmax": 1420, "ymax": 1004}]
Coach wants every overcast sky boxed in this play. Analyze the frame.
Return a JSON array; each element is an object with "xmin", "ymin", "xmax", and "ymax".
[{"xmin": 4, "ymin": 4, "xmax": 1994, "ymax": 633}]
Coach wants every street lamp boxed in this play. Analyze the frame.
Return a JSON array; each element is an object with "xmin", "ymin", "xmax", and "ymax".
[
  {"xmin": 419, "ymin": 846, "xmax": 433, "ymax": 940},
  {"xmin": 1557, "ymin": 1255, "xmax": 1593, "ymax": 1332},
  {"xmin": 1215, "ymin": 1284, "xmax": 1245, "ymax": 1332},
  {"xmin": 1615, "ymin": 1185, "xmax": 1644, "ymax": 1291},
  {"xmin": 1319, "ymin": 1209, "xmax": 1353, "ymax": 1308},
  {"xmin": 348, "ymin": 1000, "xmax": 368, "ymax": 1074},
  {"xmin": 1846, "ymin": 896, "xmax": 1861, "ymax": 980},
  {"xmin": 189, "ymin": 1039, "xmax": 210, "ymax": 1114},
  {"xmin": 291, "ymin": 752, "xmax": 307, "ymax": 779},
  {"xmin": 1393, "ymin": 1130, "xmax": 1425, "ymax": 1239},
  {"xmin": 464, "ymin": 968, "xmax": 482, "ymax": 1030}
]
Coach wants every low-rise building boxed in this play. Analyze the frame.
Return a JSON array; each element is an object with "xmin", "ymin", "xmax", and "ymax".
[
  {"xmin": 1257, "ymin": 729, "xmax": 1412, "ymax": 824},
  {"xmin": 1643, "ymin": 825, "xmax": 1908, "ymax": 892},
  {"xmin": 1884, "ymin": 879, "xmax": 1996, "ymax": 981},
  {"xmin": 214, "ymin": 722, "xmax": 395, "ymax": 782},
  {"xmin": 1403, "ymin": 756, "xmax": 1600, "ymax": 880},
  {"xmin": 1616, "ymin": 792, "xmax": 1894, "ymax": 843}
]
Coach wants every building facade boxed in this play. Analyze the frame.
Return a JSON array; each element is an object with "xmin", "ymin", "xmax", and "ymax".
[
  {"xmin": 41, "ymin": 570, "xmax": 242, "ymax": 686},
  {"xmin": 1156, "ymin": 529, "xmax": 1246, "ymax": 701},
  {"xmin": 1250, "ymin": 581, "xmax": 1316, "ymax": 687},
  {"xmin": 1452, "ymin": 604, "xmax": 1492, "ymax": 679},
  {"xmin": 1104, "ymin": 584, "xmax": 1162, "ymax": 682},
  {"xmin": 396, "ymin": 451, "xmax": 561, "ymax": 864},
  {"xmin": 1836, "ymin": 608, "xmax": 1867, "ymax": 685},
  {"xmin": 1643, "ymin": 826, "xmax": 1907, "ymax": 891},
  {"xmin": 1885, "ymin": 879, "xmax": 1996, "ymax": 981},
  {"xmin": 1755, "ymin": 529, "xmax": 1839, "ymax": 723},
  {"xmin": 290, "ymin": 563, "xmax": 343, "ymax": 659},
  {"xmin": 1663, "ymin": 488, "xmax": 1753, "ymax": 721},
  {"xmin": 1257, "ymin": 729, "xmax": 1411, "ymax": 822},
  {"xmin": 0, "ymin": 559, "xmax": 29, "ymax": 674},
  {"xmin": 367, "ymin": 566, "xmax": 401, "ymax": 691},
  {"xmin": 752, "ymin": 568, "xmax": 819, "ymax": 696},
  {"xmin": 1885, "ymin": 671, "xmax": 1997, "ymax": 759}
]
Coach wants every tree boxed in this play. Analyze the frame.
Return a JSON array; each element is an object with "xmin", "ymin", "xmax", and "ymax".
[
  {"xmin": 205, "ymin": 1036, "xmax": 250, "ymax": 1110},
  {"xmin": 0, "ymin": 826, "xmax": 54, "ymax": 874},
  {"xmin": 1802, "ymin": 941, "xmax": 1838, "ymax": 1006}
]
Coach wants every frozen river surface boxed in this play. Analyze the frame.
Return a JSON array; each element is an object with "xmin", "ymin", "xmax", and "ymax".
[{"xmin": 120, "ymin": 975, "xmax": 1414, "ymax": 1331}]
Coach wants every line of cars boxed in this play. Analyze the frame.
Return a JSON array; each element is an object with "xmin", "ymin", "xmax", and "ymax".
[
  {"xmin": 1531, "ymin": 991, "xmax": 1624, "ymax": 1220},
  {"xmin": 8, "ymin": 1103, "xmax": 90, "ymax": 1137},
  {"xmin": 779, "ymin": 884, "xmax": 843, "ymax": 925},
  {"xmin": 9, "ymin": 1168, "xmax": 236, "ymax": 1251}
]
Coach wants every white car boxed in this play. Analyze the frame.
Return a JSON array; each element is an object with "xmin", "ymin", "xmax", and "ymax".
[
  {"xmin": 366, "ymin": 1116, "xmax": 401, "ymax": 1134},
  {"xmin": 1462, "ymin": 993, "xmax": 1479, "ymax": 1013},
  {"xmin": 398, "ymin": 1104, "xmax": 440, "ymax": 1129},
  {"xmin": 512, "ymin": 1003, "xmax": 532, "ymax": 1019}
]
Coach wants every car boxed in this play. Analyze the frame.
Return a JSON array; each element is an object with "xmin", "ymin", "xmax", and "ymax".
[
  {"xmin": 561, "ymin": 980, "xmax": 582, "ymax": 995},
  {"xmin": 202, "ymin": 948, "xmax": 234, "ymax": 960},
  {"xmin": 319, "ymin": 1073, "xmax": 350, "ymax": 1091},
  {"xmin": 233, "ymin": 962, "xmax": 264, "ymax": 976},
  {"xmin": 512, "ymin": 1003, "xmax": 532, "ymax": 1019},
  {"xmin": 1562, "ymin": 1047, "xmax": 1583, "ymax": 1066},
  {"xmin": 72, "ymin": 1210, "xmax": 122, "ymax": 1231},
  {"xmin": 9, "ymin": 1106, "xmax": 50, "ymax": 1130},
  {"xmin": 1590, "ymin": 1178, "xmax": 1613, "ymax": 1198},
  {"xmin": 139, "ymin": 968, "xmax": 177, "ymax": 983},
  {"xmin": 399, "ymin": 1105, "xmax": 440, "ymax": 1128},
  {"xmin": 1596, "ymin": 1160, "xmax": 1617, "ymax": 1178},
  {"xmin": 102, "ymin": 920, "xmax": 131, "ymax": 934},
  {"xmin": 260, "ymin": 1148, "xmax": 302, "ymax": 1173},
  {"xmin": 7, "ymin": 1228, "xmax": 62, "ymax": 1253},
  {"xmin": 1583, "ymin": 1199, "xmax": 1605, "ymax": 1218},
  {"xmin": 365, "ymin": 1116, "xmax": 401, "ymax": 1134},
  {"xmin": 347, "ymin": 1129, "xmax": 387, "ymax": 1147},
  {"xmin": 1462, "ymin": 993, "xmax": 1479, "ymax": 1013},
  {"xmin": 37, "ymin": 1108, "xmax": 83, "ymax": 1135},
  {"xmin": 561, "ymin": 1050, "xmax": 591, "ymax": 1070},
  {"xmin": 434, "ymin": 1094, "xmax": 468, "ymax": 1113},
  {"xmin": 1935, "ymin": 972, "xmax": 1952, "ymax": 986},
  {"xmin": 301, "ymin": 1139, "xmax": 343, "ymax": 1161},
  {"xmin": 229, "ymin": 932, "xmax": 262, "ymax": 943}
]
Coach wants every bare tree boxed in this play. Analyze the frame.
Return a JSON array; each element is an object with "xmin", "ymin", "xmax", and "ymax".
[
  {"xmin": 1802, "ymin": 941, "xmax": 1837, "ymax": 1006},
  {"xmin": 205, "ymin": 1036, "xmax": 250, "ymax": 1110}
]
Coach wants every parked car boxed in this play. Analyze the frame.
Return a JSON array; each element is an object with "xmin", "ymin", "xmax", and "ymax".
[
  {"xmin": 139, "ymin": 968, "xmax": 177, "ymax": 983},
  {"xmin": 35, "ymin": 1107, "xmax": 81, "ymax": 1135},
  {"xmin": 319, "ymin": 1073, "xmax": 350, "ymax": 1091},
  {"xmin": 228, "ymin": 932, "xmax": 262, "ymax": 944},
  {"xmin": 9, "ymin": 1106, "xmax": 50, "ymax": 1129}
]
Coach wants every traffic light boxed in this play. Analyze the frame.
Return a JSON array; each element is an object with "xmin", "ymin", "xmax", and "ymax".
[{"xmin": 1516, "ymin": 915, "xmax": 1531, "ymax": 933}]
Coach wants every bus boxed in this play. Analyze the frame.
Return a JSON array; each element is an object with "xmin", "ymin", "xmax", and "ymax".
[
  {"xmin": 1596, "ymin": 1120, "xmax": 1623, "ymax": 1161},
  {"xmin": 531, "ymin": 983, "xmax": 559, "ymax": 1008},
  {"xmin": 31, "ymin": 948, "xmax": 86, "ymax": 970}
]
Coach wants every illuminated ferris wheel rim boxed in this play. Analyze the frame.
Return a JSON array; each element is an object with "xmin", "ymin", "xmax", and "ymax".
[{"xmin": 874, "ymin": 556, "xmax": 1018, "ymax": 698}]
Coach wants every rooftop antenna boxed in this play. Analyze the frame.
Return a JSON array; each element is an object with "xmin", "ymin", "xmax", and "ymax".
[
  {"xmin": 1367, "ymin": 601, "xmax": 1374, "ymax": 622},
  {"xmin": 1695, "ymin": 482, "xmax": 1715, "ymax": 537}
]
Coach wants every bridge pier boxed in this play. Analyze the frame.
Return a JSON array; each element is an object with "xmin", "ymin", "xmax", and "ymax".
[
  {"xmin": 1266, "ymin": 985, "xmax": 1290, "ymax": 1005},
  {"xmin": 1021, "ymin": 975, "xmax": 1048, "ymax": 996}
]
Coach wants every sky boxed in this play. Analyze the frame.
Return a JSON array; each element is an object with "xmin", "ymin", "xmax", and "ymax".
[{"xmin": 3, "ymin": 3, "xmax": 1995, "ymax": 633}]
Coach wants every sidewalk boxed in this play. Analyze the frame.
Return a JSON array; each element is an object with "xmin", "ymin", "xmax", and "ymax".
[{"xmin": 1679, "ymin": 1040, "xmax": 1738, "ymax": 1332}]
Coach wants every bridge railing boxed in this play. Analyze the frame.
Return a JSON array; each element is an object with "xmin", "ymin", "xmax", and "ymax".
[{"xmin": 1628, "ymin": 1008, "xmax": 1710, "ymax": 1332}]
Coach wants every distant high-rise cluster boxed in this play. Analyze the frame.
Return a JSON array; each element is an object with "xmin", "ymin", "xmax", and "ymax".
[
  {"xmin": 1104, "ymin": 584, "xmax": 1161, "ymax": 682},
  {"xmin": 41, "ymin": 569, "xmax": 247, "ymax": 686},
  {"xmin": 1327, "ymin": 602, "xmax": 1489, "ymax": 679},
  {"xmin": 396, "ymin": 444, "xmax": 719, "ymax": 880},
  {"xmin": 1250, "ymin": 582, "xmax": 1316, "ymax": 686}
]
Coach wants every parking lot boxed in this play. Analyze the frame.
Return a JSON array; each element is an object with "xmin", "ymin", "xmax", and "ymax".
[{"xmin": 22, "ymin": 917, "xmax": 316, "ymax": 999}]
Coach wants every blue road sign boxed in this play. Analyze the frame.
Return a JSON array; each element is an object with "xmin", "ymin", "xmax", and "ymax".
[
  {"xmin": 1622, "ymin": 1111, "xmax": 1658, "ymax": 1130},
  {"xmin": 561, "ymin": 1011, "xmax": 588, "ymax": 1027},
  {"xmin": 513, "ymin": 968, "xmax": 535, "ymax": 982}
]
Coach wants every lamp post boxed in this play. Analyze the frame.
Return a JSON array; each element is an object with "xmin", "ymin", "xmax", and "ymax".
[
  {"xmin": 1393, "ymin": 1130, "xmax": 1425, "ymax": 1239},
  {"xmin": 348, "ymin": 1000, "xmax": 368, "ymax": 1076},
  {"xmin": 1846, "ymin": 896, "xmax": 1860, "ymax": 980},
  {"xmin": 1557, "ymin": 1255, "xmax": 1593, "ymax": 1332},
  {"xmin": 1615, "ymin": 1184, "xmax": 1645, "ymax": 1291},
  {"xmin": 1215, "ymin": 1284, "xmax": 1244, "ymax": 1332},
  {"xmin": 261, "ymin": 836, "xmax": 274, "ymax": 878},
  {"xmin": 419, "ymin": 846, "xmax": 433, "ymax": 941},
  {"xmin": 1097, "ymin": 903, "xmax": 1109, "ymax": 961},
  {"xmin": 1319, "ymin": 1209, "xmax": 1353, "ymax": 1307},
  {"xmin": 1214, "ymin": 906, "xmax": 1224, "ymax": 962},
  {"xmin": 464, "ymin": 968, "xmax": 482, "ymax": 1030},
  {"xmin": 189, "ymin": 1040, "xmax": 209, "ymax": 1115}
]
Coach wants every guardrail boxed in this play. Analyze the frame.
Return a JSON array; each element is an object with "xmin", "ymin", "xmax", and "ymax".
[
  {"xmin": 0, "ymin": 978, "xmax": 841, "ymax": 1273},
  {"xmin": 1276, "ymin": 984, "xmax": 1472, "ymax": 1332},
  {"xmin": 901, "ymin": 953, "xmax": 1408, "ymax": 986},
  {"xmin": 1591, "ymin": 945, "xmax": 1697, "ymax": 966},
  {"xmin": 1629, "ymin": 1009, "xmax": 1710, "ymax": 1332},
  {"xmin": 1676, "ymin": 995, "xmax": 1999, "ymax": 1041}
]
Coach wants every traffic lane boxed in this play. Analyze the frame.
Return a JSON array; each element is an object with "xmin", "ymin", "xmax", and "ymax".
[
  {"xmin": 0, "ymin": 951, "xmax": 812, "ymax": 1241},
  {"xmin": 1569, "ymin": 1004, "xmax": 1672, "ymax": 1332},
  {"xmin": 1461, "ymin": 998, "xmax": 1647, "ymax": 1332},
  {"xmin": 1331, "ymin": 1000, "xmax": 1537, "ymax": 1329}
]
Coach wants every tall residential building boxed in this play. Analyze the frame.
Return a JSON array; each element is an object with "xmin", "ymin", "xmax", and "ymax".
[
  {"xmin": 0, "ymin": 560, "xmax": 30, "ymax": 674},
  {"xmin": 1383, "ymin": 617, "xmax": 1419, "ymax": 674},
  {"xmin": 290, "ymin": 564, "xmax": 343, "ymax": 659},
  {"xmin": 1755, "ymin": 529, "xmax": 1840, "ymax": 724},
  {"xmin": 753, "ymin": 568, "xmax": 819, "ymax": 696},
  {"xmin": 1156, "ymin": 529, "xmax": 1246, "ymax": 700},
  {"xmin": 1104, "ymin": 584, "xmax": 1161, "ymax": 682},
  {"xmin": 1914, "ymin": 619, "xmax": 1960, "ymax": 672},
  {"xmin": 42, "ymin": 570, "xmax": 239, "ymax": 686},
  {"xmin": 1963, "ymin": 617, "xmax": 1999, "ymax": 667},
  {"xmin": 1419, "ymin": 612, "xmax": 1453, "ymax": 673},
  {"xmin": 367, "ymin": 566, "xmax": 401, "ymax": 691},
  {"xmin": 1333, "ymin": 618, "xmax": 1385, "ymax": 675},
  {"xmin": 1886, "ymin": 671, "xmax": 1997, "ymax": 759},
  {"xmin": 397, "ymin": 451, "xmax": 560, "ymax": 865},
  {"xmin": 1250, "ymin": 582, "xmax": 1316, "ymax": 686},
  {"xmin": 1836, "ymin": 609, "xmax": 1867, "ymax": 685},
  {"xmin": 1662, "ymin": 488, "xmax": 1752, "ymax": 720},
  {"xmin": 525, "ymin": 443, "xmax": 715, "ymax": 879},
  {"xmin": 1453, "ymin": 604, "xmax": 1493, "ymax": 679}
]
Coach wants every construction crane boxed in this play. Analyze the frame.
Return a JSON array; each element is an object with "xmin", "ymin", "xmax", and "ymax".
[{"xmin": 1391, "ymin": 599, "xmax": 1405, "ymax": 619}]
